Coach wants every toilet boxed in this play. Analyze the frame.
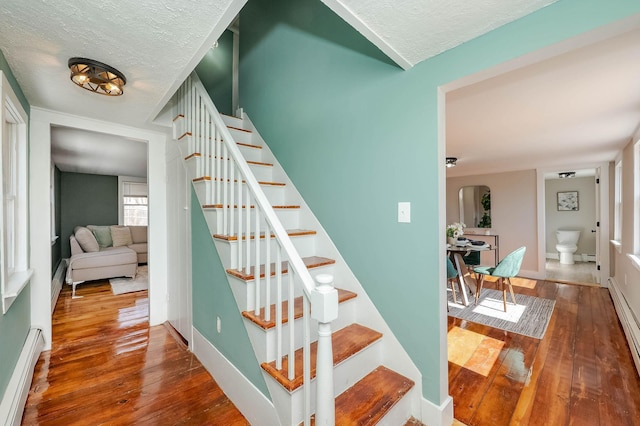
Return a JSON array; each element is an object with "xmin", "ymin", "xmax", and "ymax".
[{"xmin": 556, "ymin": 229, "xmax": 581, "ymax": 265}]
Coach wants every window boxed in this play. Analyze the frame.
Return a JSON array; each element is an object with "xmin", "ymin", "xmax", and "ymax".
[
  {"xmin": 1, "ymin": 71, "xmax": 31, "ymax": 313},
  {"xmin": 123, "ymin": 181, "xmax": 148, "ymax": 226},
  {"xmin": 614, "ymin": 160, "xmax": 622, "ymax": 244}
]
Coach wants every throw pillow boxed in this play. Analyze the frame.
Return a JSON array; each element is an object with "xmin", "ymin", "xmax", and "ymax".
[
  {"xmin": 87, "ymin": 225, "xmax": 113, "ymax": 248},
  {"xmin": 74, "ymin": 226, "xmax": 99, "ymax": 252},
  {"xmin": 111, "ymin": 226, "xmax": 133, "ymax": 247}
]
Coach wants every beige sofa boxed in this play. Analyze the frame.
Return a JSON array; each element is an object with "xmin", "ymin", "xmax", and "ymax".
[{"xmin": 66, "ymin": 225, "xmax": 147, "ymax": 298}]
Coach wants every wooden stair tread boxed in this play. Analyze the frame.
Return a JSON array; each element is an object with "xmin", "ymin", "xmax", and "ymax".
[
  {"xmin": 261, "ymin": 323, "xmax": 381, "ymax": 392},
  {"xmin": 404, "ymin": 417, "xmax": 426, "ymax": 426},
  {"xmin": 243, "ymin": 288, "xmax": 357, "ymax": 330},
  {"xmin": 214, "ymin": 229, "xmax": 316, "ymax": 241},
  {"xmin": 202, "ymin": 204, "xmax": 300, "ymax": 210},
  {"xmin": 227, "ymin": 256, "xmax": 335, "ymax": 282},
  {"xmin": 227, "ymin": 125, "xmax": 252, "ymax": 133},
  {"xmin": 328, "ymin": 366, "xmax": 415, "ymax": 426}
]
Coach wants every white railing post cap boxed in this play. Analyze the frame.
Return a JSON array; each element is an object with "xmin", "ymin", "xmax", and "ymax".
[
  {"xmin": 315, "ymin": 274, "xmax": 334, "ymax": 287},
  {"xmin": 311, "ymin": 275, "xmax": 339, "ymax": 323}
]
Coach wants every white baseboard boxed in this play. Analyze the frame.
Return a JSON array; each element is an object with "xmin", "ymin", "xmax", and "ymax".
[
  {"xmin": 191, "ymin": 327, "xmax": 280, "ymax": 425},
  {"xmin": 421, "ymin": 395, "xmax": 453, "ymax": 426},
  {"xmin": 0, "ymin": 328, "xmax": 44, "ymax": 426},
  {"xmin": 608, "ymin": 277, "xmax": 640, "ymax": 375},
  {"xmin": 51, "ymin": 259, "xmax": 67, "ymax": 313}
]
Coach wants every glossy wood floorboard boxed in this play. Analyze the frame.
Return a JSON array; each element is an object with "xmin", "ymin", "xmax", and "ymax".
[
  {"xmin": 448, "ymin": 277, "xmax": 640, "ymax": 426},
  {"xmin": 22, "ymin": 280, "xmax": 249, "ymax": 425}
]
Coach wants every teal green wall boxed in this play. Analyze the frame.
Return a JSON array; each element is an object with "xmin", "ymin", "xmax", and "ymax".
[
  {"xmin": 0, "ymin": 49, "xmax": 31, "ymax": 405},
  {"xmin": 60, "ymin": 172, "xmax": 118, "ymax": 258},
  {"xmin": 190, "ymin": 187, "xmax": 269, "ymax": 397},
  {"xmin": 239, "ymin": 0, "xmax": 640, "ymax": 404},
  {"xmin": 196, "ymin": 29, "xmax": 234, "ymax": 116}
]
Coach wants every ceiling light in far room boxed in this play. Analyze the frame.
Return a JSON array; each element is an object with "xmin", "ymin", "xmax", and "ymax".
[
  {"xmin": 558, "ymin": 171, "xmax": 576, "ymax": 178},
  {"xmin": 68, "ymin": 57, "xmax": 126, "ymax": 96},
  {"xmin": 446, "ymin": 157, "xmax": 457, "ymax": 168}
]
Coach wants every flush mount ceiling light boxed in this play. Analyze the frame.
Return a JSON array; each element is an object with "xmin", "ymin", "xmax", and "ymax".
[
  {"xmin": 558, "ymin": 171, "xmax": 576, "ymax": 178},
  {"xmin": 446, "ymin": 157, "xmax": 457, "ymax": 168},
  {"xmin": 68, "ymin": 57, "xmax": 126, "ymax": 96}
]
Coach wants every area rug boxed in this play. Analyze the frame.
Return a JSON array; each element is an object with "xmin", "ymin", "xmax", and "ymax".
[
  {"xmin": 110, "ymin": 265, "xmax": 148, "ymax": 295},
  {"xmin": 447, "ymin": 288, "xmax": 555, "ymax": 339}
]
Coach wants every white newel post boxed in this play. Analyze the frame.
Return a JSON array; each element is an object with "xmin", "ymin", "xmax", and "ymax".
[{"xmin": 311, "ymin": 274, "xmax": 339, "ymax": 425}]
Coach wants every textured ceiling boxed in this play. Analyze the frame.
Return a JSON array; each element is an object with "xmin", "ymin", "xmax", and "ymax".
[
  {"xmin": 322, "ymin": 0, "xmax": 558, "ymax": 68},
  {"xmin": 0, "ymin": 0, "xmax": 239, "ymax": 129}
]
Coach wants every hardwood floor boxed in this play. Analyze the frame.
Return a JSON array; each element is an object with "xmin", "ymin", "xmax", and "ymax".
[
  {"xmin": 22, "ymin": 280, "xmax": 248, "ymax": 425},
  {"xmin": 448, "ymin": 276, "xmax": 640, "ymax": 426}
]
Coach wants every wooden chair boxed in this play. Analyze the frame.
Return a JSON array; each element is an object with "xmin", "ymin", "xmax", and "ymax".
[{"xmin": 473, "ymin": 246, "xmax": 526, "ymax": 312}]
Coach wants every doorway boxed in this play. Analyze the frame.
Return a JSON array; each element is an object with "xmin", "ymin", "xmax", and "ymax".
[{"xmin": 542, "ymin": 168, "xmax": 600, "ymax": 285}]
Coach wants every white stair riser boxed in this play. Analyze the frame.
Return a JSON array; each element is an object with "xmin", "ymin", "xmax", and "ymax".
[
  {"xmin": 227, "ymin": 127, "xmax": 254, "ymax": 145},
  {"xmin": 193, "ymin": 180, "xmax": 286, "ymax": 208},
  {"xmin": 177, "ymin": 134, "xmax": 263, "ymax": 164},
  {"xmin": 227, "ymin": 264, "xmax": 337, "ymax": 312},
  {"xmin": 224, "ymin": 235, "xmax": 317, "ymax": 270},
  {"xmin": 220, "ymin": 114, "xmax": 244, "ymax": 129},
  {"xmin": 173, "ymin": 116, "xmax": 186, "ymax": 140},
  {"xmin": 264, "ymin": 340, "xmax": 382, "ymax": 426},
  {"xmin": 204, "ymin": 208, "xmax": 301, "ymax": 238},
  {"xmin": 185, "ymin": 157, "xmax": 273, "ymax": 183}
]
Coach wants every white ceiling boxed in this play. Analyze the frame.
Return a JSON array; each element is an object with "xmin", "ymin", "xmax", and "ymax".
[
  {"xmin": 1, "ymin": 1, "xmax": 638, "ymax": 179},
  {"xmin": 446, "ymin": 25, "xmax": 640, "ymax": 178}
]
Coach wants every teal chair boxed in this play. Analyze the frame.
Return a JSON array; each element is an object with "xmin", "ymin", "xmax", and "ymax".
[
  {"xmin": 473, "ymin": 246, "xmax": 526, "ymax": 312},
  {"xmin": 446, "ymin": 257, "xmax": 459, "ymax": 306}
]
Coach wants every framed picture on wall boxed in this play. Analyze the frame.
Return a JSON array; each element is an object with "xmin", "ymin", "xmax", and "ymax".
[{"xmin": 557, "ymin": 191, "xmax": 579, "ymax": 211}]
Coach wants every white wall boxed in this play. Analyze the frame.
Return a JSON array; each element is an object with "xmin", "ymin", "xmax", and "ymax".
[
  {"xmin": 446, "ymin": 169, "xmax": 540, "ymax": 277},
  {"xmin": 30, "ymin": 108, "xmax": 169, "ymax": 349},
  {"xmin": 545, "ymin": 176, "xmax": 597, "ymax": 255}
]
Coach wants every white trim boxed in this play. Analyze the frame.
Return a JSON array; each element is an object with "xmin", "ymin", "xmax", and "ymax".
[
  {"xmin": 421, "ymin": 395, "xmax": 453, "ymax": 426},
  {"xmin": 191, "ymin": 327, "xmax": 280, "ymax": 425},
  {"xmin": 628, "ymin": 253, "xmax": 640, "ymax": 272},
  {"xmin": 611, "ymin": 240, "xmax": 622, "ymax": 254},
  {"xmin": 608, "ymin": 277, "xmax": 640, "ymax": 374},
  {"xmin": 0, "ymin": 328, "xmax": 44, "ymax": 426},
  {"xmin": 51, "ymin": 259, "xmax": 66, "ymax": 313},
  {"xmin": 29, "ymin": 107, "xmax": 169, "ymax": 349}
]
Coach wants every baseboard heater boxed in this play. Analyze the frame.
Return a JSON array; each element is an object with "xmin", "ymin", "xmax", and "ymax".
[
  {"xmin": 608, "ymin": 277, "xmax": 640, "ymax": 374},
  {"xmin": 51, "ymin": 259, "xmax": 67, "ymax": 313},
  {"xmin": 0, "ymin": 328, "xmax": 44, "ymax": 426}
]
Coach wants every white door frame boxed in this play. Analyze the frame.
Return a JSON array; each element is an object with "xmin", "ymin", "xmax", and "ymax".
[
  {"xmin": 535, "ymin": 162, "xmax": 610, "ymax": 286},
  {"xmin": 29, "ymin": 107, "xmax": 169, "ymax": 349}
]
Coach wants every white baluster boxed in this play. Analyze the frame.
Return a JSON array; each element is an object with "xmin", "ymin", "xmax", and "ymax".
[
  {"xmin": 222, "ymin": 142, "xmax": 228, "ymax": 236},
  {"xmin": 245, "ymin": 186, "xmax": 251, "ymax": 274},
  {"xmin": 229, "ymin": 161, "xmax": 235, "ymax": 237},
  {"xmin": 303, "ymin": 296, "xmax": 311, "ymax": 426},
  {"xmin": 265, "ymin": 225, "xmax": 271, "ymax": 322},
  {"xmin": 312, "ymin": 274, "xmax": 338, "ymax": 426},
  {"xmin": 275, "ymin": 247, "xmax": 282, "ymax": 370},
  {"xmin": 237, "ymin": 167, "xmax": 243, "ymax": 271},
  {"xmin": 254, "ymin": 208, "xmax": 261, "ymax": 316},
  {"xmin": 288, "ymin": 268, "xmax": 295, "ymax": 381}
]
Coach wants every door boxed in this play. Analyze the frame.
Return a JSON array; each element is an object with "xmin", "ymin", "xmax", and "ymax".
[{"xmin": 594, "ymin": 168, "xmax": 601, "ymax": 284}]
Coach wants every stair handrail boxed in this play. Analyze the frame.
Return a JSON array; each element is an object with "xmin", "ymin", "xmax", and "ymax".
[
  {"xmin": 180, "ymin": 72, "xmax": 338, "ymax": 424},
  {"xmin": 189, "ymin": 73, "xmax": 319, "ymax": 304}
]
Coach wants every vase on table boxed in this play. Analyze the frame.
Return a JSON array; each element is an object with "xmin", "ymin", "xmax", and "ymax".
[{"xmin": 448, "ymin": 237, "xmax": 457, "ymax": 246}]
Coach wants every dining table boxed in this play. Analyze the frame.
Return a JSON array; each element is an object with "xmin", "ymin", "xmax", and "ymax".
[{"xmin": 447, "ymin": 243, "xmax": 496, "ymax": 306}]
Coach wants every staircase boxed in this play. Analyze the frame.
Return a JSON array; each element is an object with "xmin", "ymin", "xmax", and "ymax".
[{"xmin": 172, "ymin": 73, "xmax": 423, "ymax": 425}]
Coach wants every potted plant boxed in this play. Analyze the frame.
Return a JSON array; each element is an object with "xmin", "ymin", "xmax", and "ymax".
[{"xmin": 447, "ymin": 222, "xmax": 465, "ymax": 245}]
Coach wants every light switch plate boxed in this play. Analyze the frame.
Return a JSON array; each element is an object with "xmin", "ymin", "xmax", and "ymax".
[{"xmin": 398, "ymin": 202, "xmax": 410, "ymax": 223}]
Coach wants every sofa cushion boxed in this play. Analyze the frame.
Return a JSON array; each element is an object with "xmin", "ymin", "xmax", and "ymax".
[
  {"xmin": 111, "ymin": 226, "xmax": 133, "ymax": 247},
  {"xmin": 69, "ymin": 246, "xmax": 137, "ymax": 270},
  {"xmin": 87, "ymin": 225, "xmax": 113, "ymax": 248},
  {"xmin": 127, "ymin": 243, "xmax": 147, "ymax": 256},
  {"xmin": 74, "ymin": 226, "xmax": 99, "ymax": 253},
  {"xmin": 129, "ymin": 226, "xmax": 147, "ymax": 244}
]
